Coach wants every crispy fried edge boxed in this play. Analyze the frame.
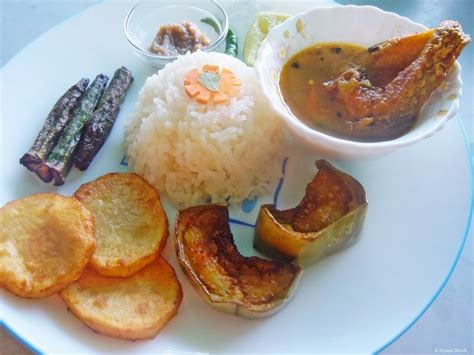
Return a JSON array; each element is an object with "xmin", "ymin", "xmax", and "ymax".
[
  {"xmin": 0, "ymin": 193, "xmax": 96, "ymax": 298},
  {"xmin": 59, "ymin": 256, "xmax": 183, "ymax": 340},
  {"xmin": 73, "ymin": 173, "xmax": 169, "ymax": 277}
]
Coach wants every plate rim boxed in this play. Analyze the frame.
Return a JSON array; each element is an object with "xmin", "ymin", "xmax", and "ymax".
[
  {"xmin": 0, "ymin": 1, "xmax": 472, "ymax": 354},
  {"xmin": 374, "ymin": 117, "xmax": 473, "ymax": 353}
]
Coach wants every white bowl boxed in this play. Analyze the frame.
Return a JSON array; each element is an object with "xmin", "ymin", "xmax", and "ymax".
[{"xmin": 255, "ymin": 5, "xmax": 463, "ymax": 160}]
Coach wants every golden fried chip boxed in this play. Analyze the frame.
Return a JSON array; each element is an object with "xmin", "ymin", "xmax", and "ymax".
[
  {"xmin": 0, "ymin": 193, "xmax": 95, "ymax": 298},
  {"xmin": 60, "ymin": 256, "xmax": 183, "ymax": 340},
  {"xmin": 73, "ymin": 173, "xmax": 168, "ymax": 277}
]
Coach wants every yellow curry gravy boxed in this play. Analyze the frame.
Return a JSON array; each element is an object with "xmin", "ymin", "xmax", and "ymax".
[{"xmin": 279, "ymin": 42, "xmax": 396, "ymax": 142}]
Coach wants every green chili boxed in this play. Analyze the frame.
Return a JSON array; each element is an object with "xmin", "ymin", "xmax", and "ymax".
[
  {"xmin": 201, "ymin": 17, "xmax": 239, "ymax": 57},
  {"xmin": 225, "ymin": 28, "xmax": 238, "ymax": 57}
]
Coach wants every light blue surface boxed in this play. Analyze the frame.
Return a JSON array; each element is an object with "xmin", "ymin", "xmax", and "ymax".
[
  {"xmin": 375, "ymin": 118, "xmax": 473, "ymax": 354},
  {"xmin": 0, "ymin": 1, "xmax": 472, "ymax": 353}
]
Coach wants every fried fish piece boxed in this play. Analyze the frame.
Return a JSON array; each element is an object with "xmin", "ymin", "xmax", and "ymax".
[
  {"xmin": 176, "ymin": 204, "xmax": 302, "ymax": 318},
  {"xmin": 324, "ymin": 20, "xmax": 470, "ymax": 140},
  {"xmin": 60, "ymin": 257, "xmax": 182, "ymax": 340},
  {"xmin": 74, "ymin": 173, "xmax": 168, "ymax": 277},
  {"xmin": 365, "ymin": 29, "xmax": 434, "ymax": 75},
  {"xmin": 0, "ymin": 193, "xmax": 95, "ymax": 298}
]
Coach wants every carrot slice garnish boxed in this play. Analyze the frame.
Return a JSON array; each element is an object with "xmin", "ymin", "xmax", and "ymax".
[
  {"xmin": 196, "ymin": 90, "xmax": 211, "ymax": 104},
  {"xmin": 184, "ymin": 69, "xmax": 200, "ymax": 85},
  {"xmin": 184, "ymin": 84, "xmax": 200, "ymax": 98},
  {"xmin": 213, "ymin": 92, "xmax": 228, "ymax": 104},
  {"xmin": 220, "ymin": 68, "xmax": 235, "ymax": 77},
  {"xmin": 203, "ymin": 64, "xmax": 219, "ymax": 73},
  {"xmin": 184, "ymin": 65, "xmax": 241, "ymax": 105}
]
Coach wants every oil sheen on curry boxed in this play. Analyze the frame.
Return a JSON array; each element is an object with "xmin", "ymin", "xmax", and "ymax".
[
  {"xmin": 279, "ymin": 21, "xmax": 470, "ymax": 142},
  {"xmin": 280, "ymin": 43, "xmax": 373, "ymax": 141}
]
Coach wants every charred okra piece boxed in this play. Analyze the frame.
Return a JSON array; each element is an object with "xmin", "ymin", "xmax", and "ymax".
[
  {"xmin": 19, "ymin": 78, "xmax": 90, "ymax": 174},
  {"xmin": 38, "ymin": 74, "xmax": 109, "ymax": 185},
  {"xmin": 74, "ymin": 67, "xmax": 133, "ymax": 170}
]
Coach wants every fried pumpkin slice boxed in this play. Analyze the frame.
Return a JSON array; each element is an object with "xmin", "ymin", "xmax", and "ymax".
[
  {"xmin": 0, "ymin": 193, "xmax": 95, "ymax": 298},
  {"xmin": 74, "ymin": 173, "xmax": 168, "ymax": 277},
  {"xmin": 254, "ymin": 160, "xmax": 367, "ymax": 267},
  {"xmin": 176, "ymin": 204, "xmax": 302, "ymax": 318},
  {"xmin": 60, "ymin": 256, "xmax": 182, "ymax": 340}
]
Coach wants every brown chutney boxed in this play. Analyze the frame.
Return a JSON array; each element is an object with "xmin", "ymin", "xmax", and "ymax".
[
  {"xmin": 279, "ymin": 42, "xmax": 396, "ymax": 142},
  {"xmin": 150, "ymin": 21, "xmax": 210, "ymax": 56}
]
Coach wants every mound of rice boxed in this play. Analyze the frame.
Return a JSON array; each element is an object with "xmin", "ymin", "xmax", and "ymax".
[{"xmin": 124, "ymin": 51, "xmax": 283, "ymax": 207}]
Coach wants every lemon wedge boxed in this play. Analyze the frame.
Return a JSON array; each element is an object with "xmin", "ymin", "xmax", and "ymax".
[{"xmin": 243, "ymin": 12, "xmax": 290, "ymax": 66}]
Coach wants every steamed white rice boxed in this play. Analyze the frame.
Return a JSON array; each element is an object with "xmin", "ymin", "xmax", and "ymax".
[{"xmin": 124, "ymin": 51, "xmax": 283, "ymax": 207}]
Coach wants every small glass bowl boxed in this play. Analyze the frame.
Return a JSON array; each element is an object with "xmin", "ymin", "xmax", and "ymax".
[{"xmin": 124, "ymin": 0, "xmax": 229, "ymax": 67}]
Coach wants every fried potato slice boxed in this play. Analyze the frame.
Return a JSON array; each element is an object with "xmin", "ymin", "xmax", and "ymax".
[
  {"xmin": 74, "ymin": 173, "xmax": 168, "ymax": 277},
  {"xmin": 60, "ymin": 256, "xmax": 183, "ymax": 340},
  {"xmin": 0, "ymin": 193, "xmax": 95, "ymax": 298}
]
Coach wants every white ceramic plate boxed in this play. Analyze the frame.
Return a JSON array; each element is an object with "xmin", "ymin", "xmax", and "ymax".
[{"xmin": 0, "ymin": 1, "xmax": 472, "ymax": 353}]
